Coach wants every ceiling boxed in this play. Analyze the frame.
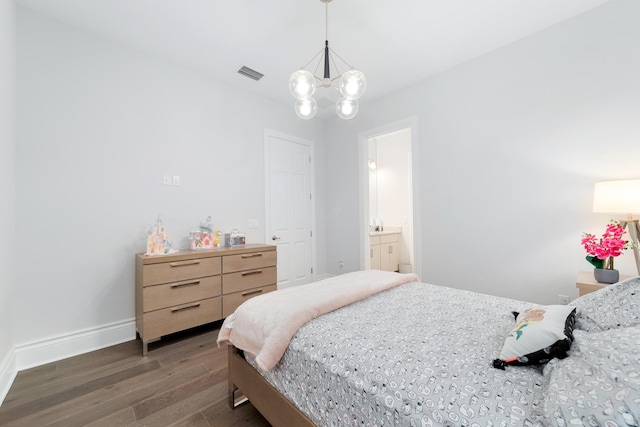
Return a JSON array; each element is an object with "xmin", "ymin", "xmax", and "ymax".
[{"xmin": 17, "ymin": 0, "xmax": 612, "ymax": 117}]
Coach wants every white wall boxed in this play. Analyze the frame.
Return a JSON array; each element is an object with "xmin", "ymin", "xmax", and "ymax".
[
  {"xmin": 14, "ymin": 7, "xmax": 326, "ymax": 367},
  {"xmin": 0, "ymin": 0, "xmax": 17, "ymax": 402},
  {"xmin": 325, "ymin": 0, "xmax": 640, "ymax": 304}
]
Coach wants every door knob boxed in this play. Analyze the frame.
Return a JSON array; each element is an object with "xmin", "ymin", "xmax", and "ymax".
[{"xmin": 272, "ymin": 235, "xmax": 281, "ymax": 241}]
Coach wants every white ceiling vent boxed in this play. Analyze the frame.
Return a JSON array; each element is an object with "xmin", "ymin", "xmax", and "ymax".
[{"xmin": 237, "ymin": 66, "xmax": 264, "ymax": 81}]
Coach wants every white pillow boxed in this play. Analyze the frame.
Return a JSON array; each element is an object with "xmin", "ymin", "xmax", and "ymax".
[{"xmin": 493, "ymin": 305, "xmax": 576, "ymax": 369}]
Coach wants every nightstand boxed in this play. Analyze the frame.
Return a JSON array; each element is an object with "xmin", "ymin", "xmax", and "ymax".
[{"xmin": 575, "ymin": 270, "xmax": 632, "ymax": 296}]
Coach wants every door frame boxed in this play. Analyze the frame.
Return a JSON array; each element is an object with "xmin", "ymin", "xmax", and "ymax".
[
  {"xmin": 358, "ymin": 116, "xmax": 421, "ymax": 278},
  {"xmin": 264, "ymin": 128, "xmax": 316, "ymax": 284}
]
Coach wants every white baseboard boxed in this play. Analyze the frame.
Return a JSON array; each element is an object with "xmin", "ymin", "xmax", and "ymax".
[
  {"xmin": 315, "ymin": 273, "xmax": 334, "ymax": 281},
  {"xmin": 15, "ymin": 318, "xmax": 136, "ymax": 371},
  {"xmin": 0, "ymin": 347, "xmax": 17, "ymax": 406}
]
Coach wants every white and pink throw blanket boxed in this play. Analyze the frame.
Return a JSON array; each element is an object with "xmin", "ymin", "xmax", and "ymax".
[{"xmin": 216, "ymin": 270, "xmax": 420, "ymax": 371}]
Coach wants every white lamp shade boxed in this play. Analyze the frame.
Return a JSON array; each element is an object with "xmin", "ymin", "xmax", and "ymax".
[
  {"xmin": 339, "ymin": 69, "xmax": 366, "ymax": 100},
  {"xmin": 336, "ymin": 97, "xmax": 358, "ymax": 119},
  {"xmin": 289, "ymin": 70, "xmax": 316, "ymax": 100},
  {"xmin": 593, "ymin": 179, "xmax": 640, "ymax": 214},
  {"xmin": 294, "ymin": 97, "xmax": 318, "ymax": 120}
]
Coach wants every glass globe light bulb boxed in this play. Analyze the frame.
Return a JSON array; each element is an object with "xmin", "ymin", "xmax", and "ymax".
[
  {"xmin": 339, "ymin": 69, "xmax": 366, "ymax": 100},
  {"xmin": 336, "ymin": 97, "xmax": 358, "ymax": 119},
  {"xmin": 295, "ymin": 97, "xmax": 318, "ymax": 120},
  {"xmin": 289, "ymin": 70, "xmax": 316, "ymax": 100}
]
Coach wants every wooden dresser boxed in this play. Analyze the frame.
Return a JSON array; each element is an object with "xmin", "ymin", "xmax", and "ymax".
[{"xmin": 135, "ymin": 244, "xmax": 276, "ymax": 355}]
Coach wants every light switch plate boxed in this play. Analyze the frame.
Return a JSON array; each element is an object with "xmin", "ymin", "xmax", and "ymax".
[{"xmin": 162, "ymin": 174, "xmax": 171, "ymax": 186}]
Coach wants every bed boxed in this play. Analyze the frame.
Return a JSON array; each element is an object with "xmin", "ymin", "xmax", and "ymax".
[{"xmin": 218, "ymin": 270, "xmax": 640, "ymax": 426}]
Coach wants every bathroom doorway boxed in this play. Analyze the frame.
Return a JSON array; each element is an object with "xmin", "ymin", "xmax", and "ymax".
[{"xmin": 359, "ymin": 118, "xmax": 419, "ymax": 276}]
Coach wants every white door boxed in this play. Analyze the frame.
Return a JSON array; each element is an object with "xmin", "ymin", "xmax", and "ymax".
[{"xmin": 265, "ymin": 131, "xmax": 313, "ymax": 289}]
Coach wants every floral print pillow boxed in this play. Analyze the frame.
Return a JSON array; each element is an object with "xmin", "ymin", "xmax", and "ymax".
[{"xmin": 493, "ymin": 305, "xmax": 576, "ymax": 369}]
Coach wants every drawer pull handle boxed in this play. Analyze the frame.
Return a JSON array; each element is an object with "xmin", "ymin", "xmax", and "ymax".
[
  {"xmin": 170, "ymin": 260, "xmax": 201, "ymax": 267},
  {"xmin": 171, "ymin": 303, "xmax": 200, "ymax": 313},
  {"xmin": 241, "ymin": 289, "xmax": 264, "ymax": 297},
  {"xmin": 170, "ymin": 280, "xmax": 200, "ymax": 289},
  {"xmin": 241, "ymin": 253, "xmax": 263, "ymax": 258},
  {"xmin": 241, "ymin": 270, "xmax": 263, "ymax": 276}
]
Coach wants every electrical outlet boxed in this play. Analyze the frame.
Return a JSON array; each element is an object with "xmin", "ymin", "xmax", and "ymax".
[
  {"xmin": 558, "ymin": 294, "xmax": 569, "ymax": 305},
  {"xmin": 162, "ymin": 174, "xmax": 171, "ymax": 186},
  {"xmin": 172, "ymin": 175, "xmax": 181, "ymax": 186},
  {"xmin": 339, "ymin": 261, "xmax": 345, "ymax": 269}
]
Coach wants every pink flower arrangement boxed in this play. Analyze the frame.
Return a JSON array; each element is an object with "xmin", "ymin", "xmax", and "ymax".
[{"xmin": 581, "ymin": 220, "xmax": 633, "ymax": 270}]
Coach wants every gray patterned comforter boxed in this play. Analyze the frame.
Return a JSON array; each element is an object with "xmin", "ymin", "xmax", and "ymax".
[{"xmin": 247, "ymin": 282, "xmax": 549, "ymax": 426}]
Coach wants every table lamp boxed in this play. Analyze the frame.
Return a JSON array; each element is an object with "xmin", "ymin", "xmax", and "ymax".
[{"xmin": 593, "ymin": 179, "xmax": 640, "ymax": 274}]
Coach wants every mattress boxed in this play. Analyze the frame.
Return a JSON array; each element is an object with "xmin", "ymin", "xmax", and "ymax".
[{"xmin": 246, "ymin": 282, "xmax": 549, "ymax": 426}]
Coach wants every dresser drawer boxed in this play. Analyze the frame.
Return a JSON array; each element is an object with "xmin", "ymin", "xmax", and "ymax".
[
  {"xmin": 143, "ymin": 275, "xmax": 221, "ymax": 312},
  {"xmin": 222, "ymin": 284, "xmax": 277, "ymax": 317},
  {"xmin": 142, "ymin": 257, "xmax": 221, "ymax": 286},
  {"xmin": 222, "ymin": 250, "xmax": 276, "ymax": 273},
  {"xmin": 222, "ymin": 266, "xmax": 276, "ymax": 294},
  {"xmin": 143, "ymin": 296, "xmax": 222, "ymax": 340}
]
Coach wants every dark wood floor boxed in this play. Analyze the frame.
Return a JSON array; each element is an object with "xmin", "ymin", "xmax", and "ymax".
[{"xmin": 0, "ymin": 322, "xmax": 271, "ymax": 427}]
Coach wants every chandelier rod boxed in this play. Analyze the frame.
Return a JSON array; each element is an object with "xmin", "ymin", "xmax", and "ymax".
[
  {"xmin": 324, "ymin": 1, "xmax": 330, "ymax": 79},
  {"xmin": 325, "ymin": 0, "xmax": 329, "ymax": 41},
  {"xmin": 328, "ymin": 47, "xmax": 353, "ymax": 70},
  {"xmin": 302, "ymin": 47, "xmax": 325, "ymax": 70}
]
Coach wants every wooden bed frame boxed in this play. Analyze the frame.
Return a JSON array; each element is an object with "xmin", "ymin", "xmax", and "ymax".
[{"xmin": 228, "ymin": 344, "xmax": 315, "ymax": 426}]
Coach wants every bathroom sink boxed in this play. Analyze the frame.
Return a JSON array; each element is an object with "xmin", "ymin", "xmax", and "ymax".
[{"xmin": 369, "ymin": 227, "xmax": 401, "ymax": 237}]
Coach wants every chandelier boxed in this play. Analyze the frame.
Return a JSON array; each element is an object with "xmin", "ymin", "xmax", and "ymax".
[{"xmin": 289, "ymin": 0, "xmax": 367, "ymax": 120}]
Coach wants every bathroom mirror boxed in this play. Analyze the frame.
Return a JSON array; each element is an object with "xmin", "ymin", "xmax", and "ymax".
[{"xmin": 368, "ymin": 138, "xmax": 378, "ymax": 227}]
